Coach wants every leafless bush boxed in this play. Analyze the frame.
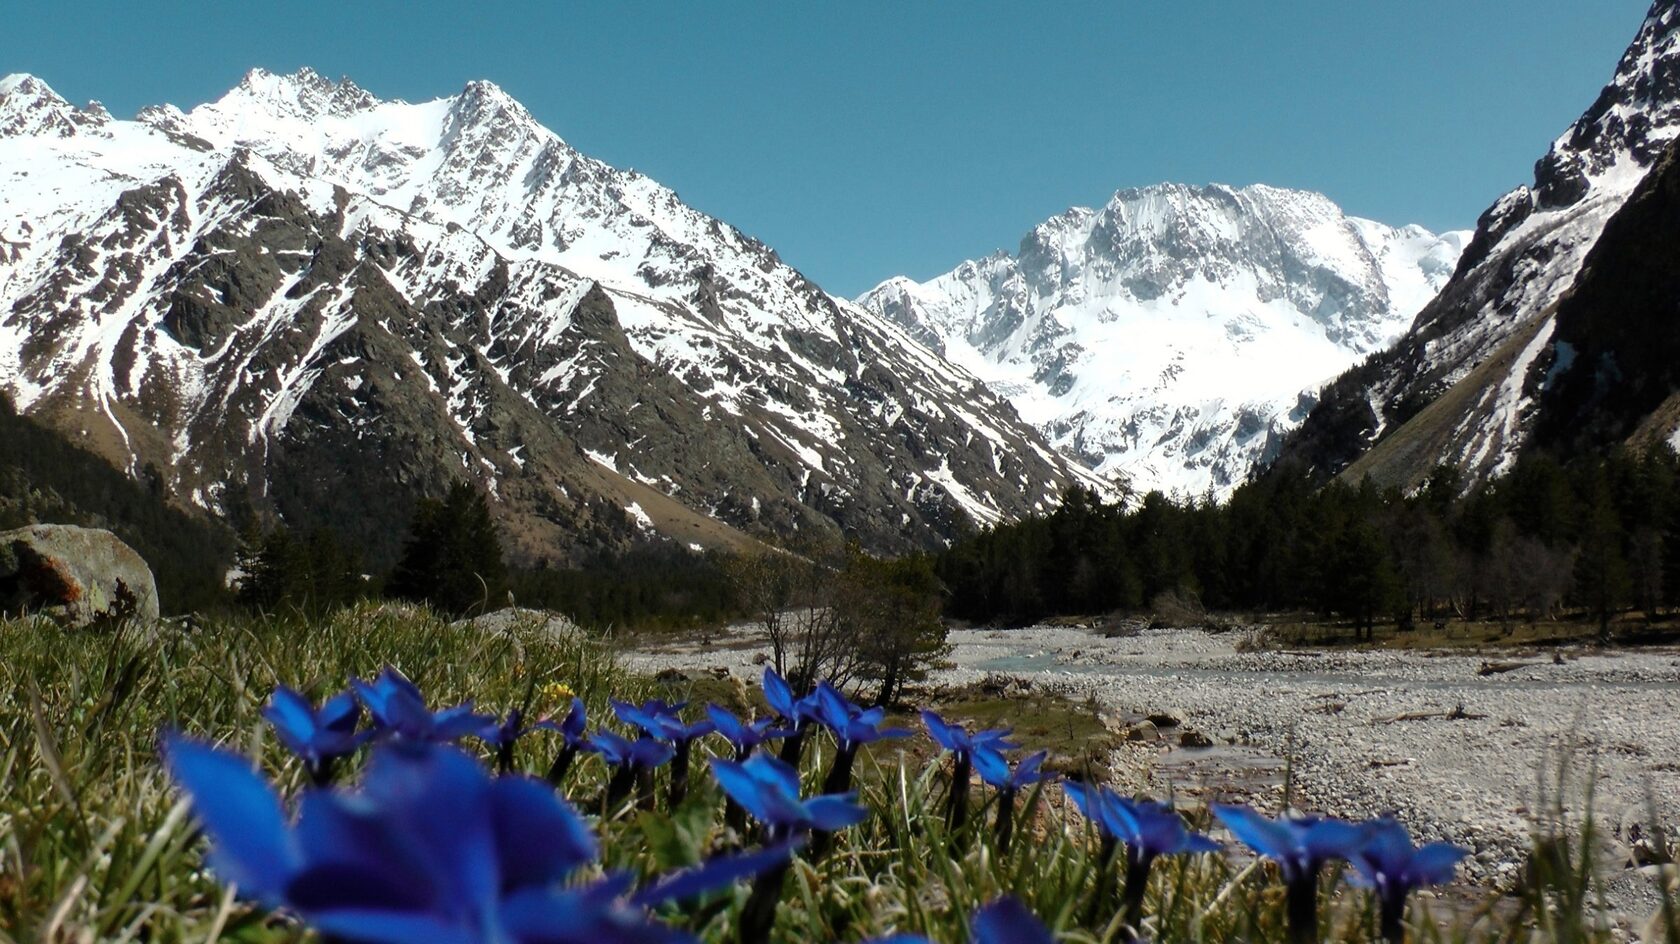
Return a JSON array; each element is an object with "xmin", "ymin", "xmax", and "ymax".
[
  {"xmin": 1149, "ymin": 589, "xmax": 1236, "ymax": 632},
  {"xmin": 725, "ymin": 548, "xmax": 857, "ymax": 691}
]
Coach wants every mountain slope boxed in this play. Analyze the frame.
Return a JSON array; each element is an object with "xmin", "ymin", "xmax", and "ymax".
[
  {"xmin": 1278, "ymin": 0, "xmax": 1680, "ymax": 489},
  {"xmin": 0, "ymin": 70, "xmax": 1092, "ymax": 567},
  {"xmin": 0, "ymin": 392, "xmax": 234, "ymax": 613},
  {"xmin": 857, "ymin": 184, "xmax": 1464, "ymax": 496}
]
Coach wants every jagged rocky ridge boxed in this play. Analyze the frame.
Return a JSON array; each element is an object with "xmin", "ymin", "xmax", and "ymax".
[
  {"xmin": 858, "ymin": 184, "xmax": 1465, "ymax": 497},
  {"xmin": 1276, "ymin": 0, "xmax": 1680, "ymax": 489},
  {"xmin": 0, "ymin": 70, "xmax": 1093, "ymax": 567}
]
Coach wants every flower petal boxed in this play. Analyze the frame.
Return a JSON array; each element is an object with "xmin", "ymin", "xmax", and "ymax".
[
  {"xmin": 161, "ymin": 734, "xmax": 301, "ymax": 903},
  {"xmin": 971, "ymin": 897, "xmax": 1055, "ymax": 944},
  {"xmin": 804, "ymin": 795, "xmax": 869, "ymax": 832},
  {"xmin": 1213, "ymin": 804, "xmax": 1296, "ymax": 863},
  {"xmin": 630, "ymin": 840, "xmax": 801, "ymax": 907},
  {"xmin": 490, "ymin": 774, "xmax": 597, "ymax": 893},
  {"xmin": 1409, "ymin": 842, "xmax": 1470, "ymax": 886},
  {"xmin": 762, "ymin": 668, "xmax": 796, "ymax": 722}
]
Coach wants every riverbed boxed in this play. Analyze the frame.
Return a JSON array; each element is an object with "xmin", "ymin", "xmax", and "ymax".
[{"xmin": 623, "ymin": 623, "xmax": 1680, "ymax": 923}]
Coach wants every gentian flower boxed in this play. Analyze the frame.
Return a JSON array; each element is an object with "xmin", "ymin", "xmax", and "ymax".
[
  {"xmin": 613, "ymin": 699, "xmax": 716, "ymax": 807},
  {"xmin": 262, "ymin": 685, "xmax": 365, "ymax": 784},
  {"xmin": 707, "ymin": 705, "xmax": 790, "ymax": 832},
  {"xmin": 351, "ymin": 666, "xmax": 493, "ymax": 744},
  {"xmin": 477, "ymin": 708, "xmax": 545, "ymax": 774},
  {"xmin": 761, "ymin": 668, "xmax": 801, "ymax": 726},
  {"xmin": 1350, "ymin": 818, "xmax": 1469, "ymax": 943},
  {"xmin": 162, "ymin": 735, "xmax": 784, "ymax": 943},
  {"xmin": 709, "ymin": 753, "xmax": 867, "ymax": 837},
  {"xmin": 532, "ymin": 696, "xmax": 590, "ymax": 786},
  {"xmin": 708, "ymin": 705, "xmax": 787, "ymax": 758},
  {"xmin": 1213, "ymin": 804, "xmax": 1366, "ymax": 944},
  {"xmin": 591, "ymin": 729, "xmax": 676, "ymax": 814},
  {"xmin": 972, "ymin": 747, "xmax": 1052, "ymax": 853},
  {"xmin": 763, "ymin": 667, "xmax": 818, "ymax": 765},
  {"xmin": 807, "ymin": 681, "xmax": 910, "ymax": 794},
  {"xmin": 971, "ymin": 897, "xmax": 1057, "ymax": 944},
  {"xmin": 922, "ymin": 709, "xmax": 1017, "ymax": 832},
  {"xmin": 1066, "ymin": 782, "xmax": 1218, "ymax": 934},
  {"xmin": 709, "ymin": 752, "xmax": 868, "ymax": 944}
]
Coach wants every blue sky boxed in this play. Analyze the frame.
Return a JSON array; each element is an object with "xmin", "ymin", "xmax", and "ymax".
[{"xmin": 1, "ymin": 2, "xmax": 1654, "ymax": 296}]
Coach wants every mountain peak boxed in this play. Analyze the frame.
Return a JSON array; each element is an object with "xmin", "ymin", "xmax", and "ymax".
[
  {"xmin": 1276, "ymin": 0, "xmax": 1680, "ymax": 491},
  {"xmin": 1534, "ymin": 0, "xmax": 1680, "ymax": 208},
  {"xmin": 0, "ymin": 72, "xmax": 110, "ymax": 138},
  {"xmin": 0, "ymin": 65, "xmax": 1092, "ymax": 563},
  {"xmin": 858, "ymin": 182, "xmax": 1465, "ymax": 496},
  {"xmin": 221, "ymin": 66, "xmax": 380, "ymax": 122}
]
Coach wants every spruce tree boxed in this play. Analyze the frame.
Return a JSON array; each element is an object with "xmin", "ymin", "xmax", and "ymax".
[{"xmin": 387, "ymin": 482, "xmax": 507, "ymax": 616}]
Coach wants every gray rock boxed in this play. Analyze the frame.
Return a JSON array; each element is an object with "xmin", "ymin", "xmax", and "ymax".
[
  {"xmin": 1124, "ymin": 720, "xmax": 1160, "ymax": 743},
  {"xmin": 0, "ymin": 524, "xmax": 160, "ymax": 624},
  {"xmin": 1178, "ymin": 728, "xmax": 1215, "ymax": 748}
]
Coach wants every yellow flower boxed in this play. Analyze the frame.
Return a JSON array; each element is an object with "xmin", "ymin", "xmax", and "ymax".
[{"xmin": 540, "ymin": 681, "xmax": 576, "ymax": 704}]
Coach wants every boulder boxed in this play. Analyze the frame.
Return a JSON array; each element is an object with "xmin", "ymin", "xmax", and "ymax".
[
  {"xmin": 1178, "ymin": 729, "xmax": 1215, "ymax": 748},
  {"xmin": 0, "ymin": 524, "xmax": 160, "ymax": 624},
  {"xmin": 1123, "ymin": 720, "xmax": 1159, "ymax": 743}
]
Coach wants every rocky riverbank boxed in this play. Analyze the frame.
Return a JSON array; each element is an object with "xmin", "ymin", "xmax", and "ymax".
[{"xmin": 623, "ymin": 623, "xmax": 1680, "ymax": 927}]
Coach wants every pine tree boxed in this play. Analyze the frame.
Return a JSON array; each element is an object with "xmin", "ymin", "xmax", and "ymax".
[{"xmin": 387, "ymin": 482, "xmax": 507, "ymax": 616}]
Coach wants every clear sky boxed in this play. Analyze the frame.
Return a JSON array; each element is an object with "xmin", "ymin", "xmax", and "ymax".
[{"xmin": 1, "ymin": 1, "xmax": 1656, "ymax": 297}]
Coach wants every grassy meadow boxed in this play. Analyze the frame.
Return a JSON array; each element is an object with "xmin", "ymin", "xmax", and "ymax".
[{"xmin": 1, "ymin": 605, "xmax": 1674, "ymax": 943}]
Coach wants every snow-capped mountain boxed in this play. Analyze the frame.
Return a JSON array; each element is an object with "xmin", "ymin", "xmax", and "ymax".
[
  {"xmin": 1278, "ymin": 0, "xmax": 1680, "ymax": 489},
  {"xmin": 0, "ymin": 68, "xmax": 1092, "ymax": 566},
  {"xmin": 858, "ymin": 184, "xmax": 1466, "ymax": 496}
]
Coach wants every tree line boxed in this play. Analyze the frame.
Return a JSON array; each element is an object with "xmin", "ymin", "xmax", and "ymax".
[{"xmin": 937, "ymin": 448, "xmax": 1680, "ymax": 641}]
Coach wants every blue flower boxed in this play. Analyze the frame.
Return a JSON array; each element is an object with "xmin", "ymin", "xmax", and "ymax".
[
  {"xmin": 590, "ymin": 729, "xmax": 676, "ymax": 769},
  {"xmin": 262, "ymin": 685, "xmax": 366, "ymax": 783},
  {"xmin": 806, "ymin": 681, "xmax": 913, "ymax": 792},
  {"xmin": 351, "ymin": 666, "xmax": 493, "ymax": 744},
  {"xmin": 805, "ymin": 682, "xmax": 910, "ymax": 795},
  {"xmin": 611, "ymin": 698, "xmax": 684, "ymax": 739},
  {"xmin": 1213, "ymin": 804, "xmax": 1366, "ymax": 944},
  {"xmin": 762, "ymin": 667, "xmax": 823, "ymax": 766},
  {"xmin": 707, "ymin": 705, "xmax": 787, "ymax": 759},
  {"xmin": 709, "ymin": 753, "xmax": 867, "ymax": 837},
  {"xmin": 972, "ymin": 897, "xmax": 1055, "ymax": 944},
  {"xmin": 1065, "ymin": 783, "xmax": 1220, "ymax": 860},
  {"xmin": 859, "ymin": 897, "xmax": 1053, "ymax": 944},
  {"xmin": 1212, "ymin": 805, "xmax": 1365, "ymax": 883},
  {"xmin": 974, "ymin": 748, "xmax": 1054, "ymax": 854},
  {"xmin": 592, "ymin": 729, "xmax": 676, "ymax": 814},
  {"xmin": 534, "ymin": 697, "xmax": 590, "ymax": 746},
  {"xmin": 163, "ymin": 735, "xmax": 786, "ymax": 944},
  {"xmin": 921, "ymin": 709, "xmax": 1013, "ymax": 832},
  {"xmin": 973, "ymin": 747, "xmax": 1051, "ymax": 793},
  {"xmin": 921, "ymin": 710, "xmax": 1017, "ymax": 756},
  {"xmin": 761, "ymin": 668, "xmax": 804, "ymax": 726},
  {"xmin": 159, "ymin": 735, "xmax": 302, "ymax": 906},
  {"xmin": 1066, "ymin": 783, "xmax": 1218, "ymax": 930},
  {"xmin": 808, "ymin": 683, "xmax": 911, "ymax": 751},
  {"xmin": 478, "ymin": 708, "xmax": 551, "ymax": 773},
  {"xmin": 610, "ymin": 699, "xmax": 715, "ymax": 807},
  {"xmin": 532, "ymin": 697, "xmax": 590, "ymax": 785},
  {"xmin": 1350, "ymin": 818, "xmax": 1468, "ymax": 943}
]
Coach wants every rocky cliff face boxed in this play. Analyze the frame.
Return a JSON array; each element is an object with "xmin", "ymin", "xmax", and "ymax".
[
  {"xmin": 858, "ymin": 184, "xmax": 1464, "ymax": 496},
  {"xmin": 0, "ymin": 70, "xmax": 1093, "ymax": 566},
  {"xmin": 1529, "ymin": 137, "xmax": 1680, "ymax": 456},
  {"xmin": 1276, "ymin": 0, "xmax": 1680, "ymax": 489}
]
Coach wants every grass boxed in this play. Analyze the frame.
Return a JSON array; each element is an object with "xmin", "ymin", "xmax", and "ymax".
[{"xmin": 1, "ymin": 604, "xmax": 1674, "ymax": 943}]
